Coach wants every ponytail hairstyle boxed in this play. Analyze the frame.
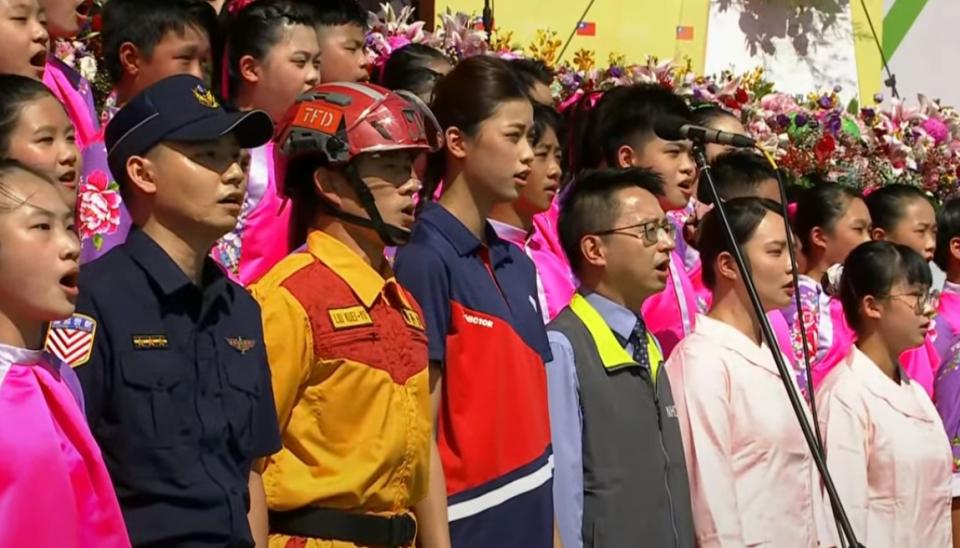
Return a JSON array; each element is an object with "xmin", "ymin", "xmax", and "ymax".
[
  {"xmin": 864, "ymin": 183, "xmax": 931, "ymax": 233},
  {"xmin": 215, "ymin": 0, "xmax": 317, "ymax": 102},
  {"xmin": 698, "ymin": 197, "xmax": 783, "ymax": 290},
  {"xmin": 419, "ymin": 55, "xmax": 530, "ymax": 209},
  {"xmin": 0, "ymin": 74, "xmax": 57, "ymax": 157},
  {"xmin": 793, "ymin": 183, "xmax": 864, "ymax": 255},
  {"xmin": 838, "ymin": 240, "xmax": 931, "ymax": 331},
  {"xmin": 376, "ymin": 43, "xmax": 451, "ymax": 103}
]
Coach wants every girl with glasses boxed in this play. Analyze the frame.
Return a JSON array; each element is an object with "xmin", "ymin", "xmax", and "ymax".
[{"xmin": 817, "ymin": 240, "xmax": 952, "ymax": 548}]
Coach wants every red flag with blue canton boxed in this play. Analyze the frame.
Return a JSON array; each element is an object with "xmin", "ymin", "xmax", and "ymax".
[{"xmin": 576, "ymin": 21, "xmax": 596, "ymax": 36}]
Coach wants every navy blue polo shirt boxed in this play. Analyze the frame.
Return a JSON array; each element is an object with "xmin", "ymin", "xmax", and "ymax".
[
  {"xmin": 394, "ymin": 202, "xmax": 555, "ymax": 548},
  {"xmin": 71, "ymin": 228, "xmax": 281, "ymax": 547}
]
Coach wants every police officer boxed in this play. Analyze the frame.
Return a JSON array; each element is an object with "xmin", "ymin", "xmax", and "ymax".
[{"xmin": 47, "ymin": 74, "xmax": 281, "ymax": 547}]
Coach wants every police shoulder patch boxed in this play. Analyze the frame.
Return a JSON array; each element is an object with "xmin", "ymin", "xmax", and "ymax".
[{"xmin": 45, "ymin": 314, "xmax": 97, "ymax": 368}]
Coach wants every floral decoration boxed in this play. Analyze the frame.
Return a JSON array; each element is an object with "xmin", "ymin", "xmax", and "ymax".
[
  {"xmin": 77, "ymin": 169, "xmax": 122, "ymax": 250},
  {"xmin": 52, "ymin": 1, "xmax": 960, "ymax": 201}
]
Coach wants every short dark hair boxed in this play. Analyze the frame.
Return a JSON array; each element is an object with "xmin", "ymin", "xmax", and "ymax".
[
  {"xmin": 103, "ymin": 0, "xmax": 217, "ymax": 85},
  {"xmin": 578, "ymin": 84, "xmax": 692, "ymax": 171},
  {"xmin": 508, "ymin": 58, "xmax": 554, "ymax": 89},
  {"xmin": 699, "ymin": 197, "xmax": 782, "ymax": 290},
  {"xmin": 691, "ymin": 104, "xmax": 739, "ymax": 128},
  {"xmin": 0, "ymin": 74, "xmax": 56, "ymax": 156},
  {"xmin": 558, "ymin": 167, "xmax": 665, "ymax": 273},
  {"xmin": 311, "ymin": 0, "xmax": 367, "ymax": 29},
  {"xmin": 698, "ymin": 150, "xmax": 777, "ymax": 205},
  {"xmin": 865, "ymin": 183, "xmax": 931, "ymax": 232},
  {"xmin": 216, "ymin": 0, "xmax": 318, "ymax": 102},
  {"xmin": 935, "ymin": 197, "xmax": 960, "ymax": 270},
  {"xmin": 532, "ymin": 104, "xmax": 561, "ymax": 147},
  {"xmin": 793, "ymin": 183, "xmax": 863, "ymax": 255},
  {"xmin": 840, "ymin": 240, "xmax": 932, "ymax": 331},
  {"xmin": 377, "ymin": 43, "xmax": 450, "ymax": 101}
]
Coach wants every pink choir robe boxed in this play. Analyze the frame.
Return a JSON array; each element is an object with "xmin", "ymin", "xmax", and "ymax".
[
  {"xmin": 933, "ymin": 282, "xmax": 960, "ymax": 492},
  {"xmin": 817, "ymin": 347, "xmax": 952, "ymax": 548},
  {"xmin": 489, "ymin": 217, "xmax": 576, "ymax": 322},
  {"xmin": 0, "ymin": 344, "xmax": 129, "ymax": 547},
  {"xmin": 642, "ymin": 250, "xmax": 697, "ymax": 357},
  {"xmin": 213, "ymin": 143, "xmax": 290, "ymax": 285},
  {"xmin": 43, "ymin": 56, "xmax": 131, "ymax": 262},
  {"xmin": 667, "ymin": 314, "xmax": 827, "ymax": 548}
]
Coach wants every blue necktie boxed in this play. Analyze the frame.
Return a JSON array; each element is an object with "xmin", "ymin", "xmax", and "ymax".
[{"xmin": 628, "ymin": 315, "xmax": 651, "ymax": 369}]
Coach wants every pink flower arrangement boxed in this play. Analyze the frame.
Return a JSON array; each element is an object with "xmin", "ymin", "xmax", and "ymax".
[{"xmin": 77, "ymin": 169, "xmax": 121, "ymax": 249}]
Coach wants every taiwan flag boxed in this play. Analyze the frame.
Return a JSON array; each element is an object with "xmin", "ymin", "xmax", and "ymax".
[{"xmin": 576, "ymin": 21, "xmax": 596, "ymax": 36}]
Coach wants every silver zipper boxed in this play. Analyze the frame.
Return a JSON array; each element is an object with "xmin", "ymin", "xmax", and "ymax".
[{"xmin": 651, "ymin": 364, "xmax": 682, "ymax": 548}]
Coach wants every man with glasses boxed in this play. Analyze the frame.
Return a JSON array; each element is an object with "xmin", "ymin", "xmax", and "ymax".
[{"xmin": 547, "ymin": 167, "xmax": 696, "ymax": 548}]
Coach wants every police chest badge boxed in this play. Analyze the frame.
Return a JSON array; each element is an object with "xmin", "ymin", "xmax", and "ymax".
[
  {"xmin": 45, "ymin": 314, "xmax": 97, "ymax": 367},
  {"xmin": 226, "ymin": 337, "xmax": 256, "ymax": 355}
]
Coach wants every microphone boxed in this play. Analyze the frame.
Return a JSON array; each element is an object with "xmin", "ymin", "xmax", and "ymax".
[{"xmin": 654, "ymin": 117, "xmax": 756, "ymax": 148}]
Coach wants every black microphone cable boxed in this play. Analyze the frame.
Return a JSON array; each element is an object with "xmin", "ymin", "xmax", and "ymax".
[{"xmin": 858, "ymin": 0, "xmax": 899, "ymax": 99}]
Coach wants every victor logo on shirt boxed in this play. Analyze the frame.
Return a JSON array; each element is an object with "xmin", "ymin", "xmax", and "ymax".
[{"xmin": 463, "ymin": 313, "xmax": 494, "ymax": 329}]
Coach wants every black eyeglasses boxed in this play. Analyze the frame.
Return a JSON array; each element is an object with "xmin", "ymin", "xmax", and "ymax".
[{"xmin": 593, "ymin": 219, "xmax": 676, "ymax": 247}]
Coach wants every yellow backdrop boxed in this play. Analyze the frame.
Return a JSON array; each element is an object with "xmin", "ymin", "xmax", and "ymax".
[{"xmin": 437, "ymin": 0, "xmax": 885, "ymax": 102}]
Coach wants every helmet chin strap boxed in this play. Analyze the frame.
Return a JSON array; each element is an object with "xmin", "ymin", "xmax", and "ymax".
[{"xmin": 318, "ymin": 162, "xmax": 411, "ymax": 247}]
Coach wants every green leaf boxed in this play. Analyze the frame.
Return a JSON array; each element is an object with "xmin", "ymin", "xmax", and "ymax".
[
  {"xmin": 846, "ymin": 98, "xmax": 859, "ymax": 115},
  {"xmin": 93, "ymin": 233, "xmax": 104, "ymax": 250},
  {"xmin": 108, "ymin": 181, "xmax": 120, "ymax": 191}
]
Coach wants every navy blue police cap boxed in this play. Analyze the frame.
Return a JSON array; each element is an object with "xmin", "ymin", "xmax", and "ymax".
[{"xmin": 105, "ymin": 74, "xmax": 274, "ymax": 183}]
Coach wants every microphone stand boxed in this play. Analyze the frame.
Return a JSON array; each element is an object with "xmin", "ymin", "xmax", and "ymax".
[
  {"xmin": 482, "ymin": 0, "xmax": 493, "ymax": 45},
  {"xmin": 692, "ymin": 140, "xmax": 864, "ymax": 548}
]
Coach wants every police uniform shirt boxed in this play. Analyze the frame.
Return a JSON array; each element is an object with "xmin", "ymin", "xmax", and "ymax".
[{"xmin": 68, "ymin": 228, "xmax": 282, "ymax": 547}]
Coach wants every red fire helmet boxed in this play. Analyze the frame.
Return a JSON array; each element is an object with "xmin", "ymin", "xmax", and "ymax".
[{"xmin": 273, "ymin": 82, "xmax": 442, "ymax": 197}]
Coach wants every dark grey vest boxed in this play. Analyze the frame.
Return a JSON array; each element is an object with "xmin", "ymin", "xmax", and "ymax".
[{"xmin": 549, "ymin": 304, "xmax": 695, "ymax": 548}]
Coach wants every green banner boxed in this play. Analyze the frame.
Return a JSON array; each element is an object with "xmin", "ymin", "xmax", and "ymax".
[{"xmin": 883, "ymin": 0, "xmax": 928, "ymax": 59}]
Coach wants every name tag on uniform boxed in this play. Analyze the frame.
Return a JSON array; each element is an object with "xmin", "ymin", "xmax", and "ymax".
[
  {"xmin": 132, "ymin": 334, "xmax": 169, "ymax": 350},
  {"xmin": 664, "ymin": 405, "xmax": 678, "ymax": 419},
  {"xmin": 329, "ymin": 306, "xmax": 373, "ymax": 330},
  {"xmin": 401, "ymin": 309, "xmax": 424, "ymax": 330}
]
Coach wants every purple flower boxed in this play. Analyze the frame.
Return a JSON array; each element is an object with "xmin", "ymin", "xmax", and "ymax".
[
  {"xmin": 862, "ymin": 108, "xmax": 875, "ymax": 121},
  {"xmin": 818, "ymin": 95, "xmax": 833, "ymax": 109},
  {"xmin": 776, "ymin": 114, "xmax": 791, "ymax": 128},
  {"xmin": 795, "ymin": 113, "xmax": 808, "ymax": 127},
  {"xmin": 609, "ymin": 66, "xmax": 623, "ymax": 78},
  {"xmin": 826, "ymin": 112, "xmax": 842, "ymax": 135}
]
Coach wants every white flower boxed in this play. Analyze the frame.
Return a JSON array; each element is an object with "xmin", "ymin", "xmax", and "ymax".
[{"xmin": 78, "ymin": 56, "xmax": 97, "ymax": 82}]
